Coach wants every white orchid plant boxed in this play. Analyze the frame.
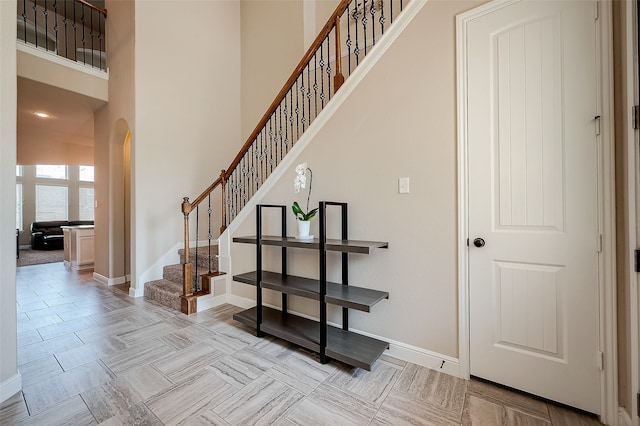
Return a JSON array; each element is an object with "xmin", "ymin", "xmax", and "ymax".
[{"xmin": 292, "ymin": 162, "xmax": 318, "ymax": 221}]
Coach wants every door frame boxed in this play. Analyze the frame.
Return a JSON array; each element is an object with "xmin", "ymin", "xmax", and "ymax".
[
  {"xmin": 625, "ymin": 1, "xmax": 639, "ymax": 424},
  {"xmin": 455, "ymin": 1, "xmax": 618, "ymax": 423}
]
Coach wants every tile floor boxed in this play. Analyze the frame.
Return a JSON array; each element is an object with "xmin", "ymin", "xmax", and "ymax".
[{"xmin": 1, "ymin": 262, "xmax": 603, "ymax": 425}]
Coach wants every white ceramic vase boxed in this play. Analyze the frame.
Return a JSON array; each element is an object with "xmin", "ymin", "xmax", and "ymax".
[{"xmin": 297, "ymin": 220, "xmax": 311, "ymax": 238}]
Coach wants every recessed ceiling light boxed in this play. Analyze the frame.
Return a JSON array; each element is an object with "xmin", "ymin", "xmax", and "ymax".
[{"xmin": 34, "ymin": 112, "xmax": 50, "ymax": 118}]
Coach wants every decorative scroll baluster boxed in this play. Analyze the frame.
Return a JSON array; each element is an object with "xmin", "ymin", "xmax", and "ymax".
[
  {"xmin": 21, "ymin": 0, "xmax": 27, "ymax": 46},
  {"xmin": 32, "ymin": 2, "xmax": 38, "ymax": 48},
  {"xmin": 362, "ymin": 0, "xmax": 368, "ymax": 55},
  {"xmin": 207, "ymin": 194, "xmax": 213, "ymax": 273},
  {"xmin": 63, "ymin": 1, "xmax": 68, "ymax": 57},
  {"xmin": 326, "ymin": 38, "xmax": 332, "ymax": 100},
  {"xmin": 53, "ymin": 1, "xmax": 59, "ymax": 53},
  {"xmin": 80, "ymin": 6, "xmax": 86, "ymax": 62},
  {"xmin": 195, "ymin": 204, "xmax": 200, "ymax": 292},
  {"xmin": 380, "ymin": 0, "xmax": 386, "ymax": 35},
  {"xmin": 43, "ymin": 0, "xmax": 48, "ymax": 51},
  {"xmin": 370, "ymin": 0, "xmax": 376, "ymax": 45},
  {"xmin": 73, "ymin": 3, "xmax": 77, "ymax": 60},
  {"xmin": 303, "ymin": 65, "xmax": 313, "ymax": 125}
]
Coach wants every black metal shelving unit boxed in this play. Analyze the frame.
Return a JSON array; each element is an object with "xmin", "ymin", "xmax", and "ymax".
[{"xmin": 232, "ymin": 201, "xmax": 389, "ymax": 370}]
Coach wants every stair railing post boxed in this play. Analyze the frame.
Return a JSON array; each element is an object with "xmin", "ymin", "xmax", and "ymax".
[
  {"xmin": 334, "ymin": 15, "xmax": 345, "ymax": 91},
  {"xmin": 220, "ymin": 170, "xmax": 227, "ymax": 234},
  {"xmin": 181, "ymin": 197, "xmax": 193, "ymax": 297}
]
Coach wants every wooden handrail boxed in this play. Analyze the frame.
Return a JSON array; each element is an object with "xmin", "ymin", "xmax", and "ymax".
[
  {"xmin": 186, "ymin": 0, "xmax": 350, "ymax": 214},
  {"xmin": 76, "ymin": 0, "xmax": 108, "ymax": 17},
  {"xmin": 222, "ymin": 0, "xmax": 350, "ymax": 181}
]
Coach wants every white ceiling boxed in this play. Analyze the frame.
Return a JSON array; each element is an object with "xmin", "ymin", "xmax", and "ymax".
[{"xmin": 17, "ymin": 77, "xmax": 105, "ymax": 147}]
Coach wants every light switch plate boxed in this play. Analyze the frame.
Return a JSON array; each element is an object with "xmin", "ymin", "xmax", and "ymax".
[{"xmin": 399, "ymin": 177, "xmax": 410, "ymax": 194}]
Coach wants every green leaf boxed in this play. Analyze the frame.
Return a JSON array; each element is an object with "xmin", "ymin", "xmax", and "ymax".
[
  {"xmin": 292, "ymin": 202, "xmax": 304, "ymax": 220},
  {"xmin": 303, "ymin": 208, "xmax": 318, "ymax": 221}
]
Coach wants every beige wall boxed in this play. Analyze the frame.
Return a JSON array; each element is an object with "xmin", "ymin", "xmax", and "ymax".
[
  {"xmin": 0, "ymin": 0, "xmax": 19, "ymax": 402},
  {"xmin": 93, "ymin": 0, "xmax": 135, "ymax": 282},
  {"xmin": 241, "ymin": 0, "xmax": 304, "ymax": 142},
  {"xmin": 17, "ymin": 140, "xmax": 93, "ymax": 165},
  {"xmin": 129, "ymin": 0, "xmax": 241, "ymax": 290},
  {"xmin": 230, "ymin": 0, "xmax": 485, "ymax": 358}
]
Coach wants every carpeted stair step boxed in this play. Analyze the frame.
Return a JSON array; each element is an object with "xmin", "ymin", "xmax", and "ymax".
[
  {"xmin": 178, "ymin": 245, "xmax": 219, "ymax": 268},
  {"xmin": 163, "ymin": 263, "xmax": 216, "ymax": 284},
  {"xmin": 144, "ymin": 279, "xmax": 182, "ymax": 311}
]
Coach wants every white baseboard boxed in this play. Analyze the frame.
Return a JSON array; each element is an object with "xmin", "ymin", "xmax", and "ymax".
[
  {"xmin": 225, "ymin": 294, "xmax": 460, "ymax": 376},
  {"xmin": 129, "ymin": 284, "xmax": 144, "ymax": 298},
  {"xmin": 196, "ymin": 294, "xmax": 228, "ymax": 312},
  {"xmin": 618, "ymin": 407, "xmax": 632, "ymax": 426},
  {"xmin": 0, "ymin": 373, "xmax": 22, "ymax": 404},
  {"xmin": 93, "ymin": 272, "xmax": 126, "ymax": 286}
]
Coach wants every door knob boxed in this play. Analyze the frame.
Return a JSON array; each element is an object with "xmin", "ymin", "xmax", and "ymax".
[{"xmin": 473, "ymin": 238, "xmax": 485, "ymax": 248}]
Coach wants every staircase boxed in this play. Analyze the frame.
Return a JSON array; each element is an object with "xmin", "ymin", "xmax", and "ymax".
[
  {"xmin": 144, "ymin": 245, "xmax": 222, "ymax": 311},
  {"xmin": 153, "ymin": 0, "xmax": 412, "ymax": 315}
]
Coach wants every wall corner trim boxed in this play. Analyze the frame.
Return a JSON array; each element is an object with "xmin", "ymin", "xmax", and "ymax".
[{"xmin": 0, "ymin": 373, "xmax": 22, "ymax": 404}]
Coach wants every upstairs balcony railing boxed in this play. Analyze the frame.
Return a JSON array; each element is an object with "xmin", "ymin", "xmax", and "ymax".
[
  {"xmin": 180, "ymin": 0, "xmax": 408, "ymax": 313},
  {"xmin": 17, "ymin": 0, "xmax": 107, "ymax": 71}
]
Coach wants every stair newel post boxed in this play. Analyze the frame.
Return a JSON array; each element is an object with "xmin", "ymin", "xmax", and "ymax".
[
  {"xmin": 181, "ymin": 197, "xmax": 193, "ymax": 298},
  {"xmin": 220, "ymin": 170, "xmax": 227, "ymax": 234},
  {"xmin": 333, "ymin": 16, "xmax": 345, "ymax": 91}
]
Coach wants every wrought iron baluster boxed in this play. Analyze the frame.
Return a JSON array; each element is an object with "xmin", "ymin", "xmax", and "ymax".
[
  {"xmin": 207, "ymin": 194, "xmax": 212, "ymax": 274},
  {"xmin": 370, "ymin": 0, "xmax": 376, "ymax": 45},
  {"xmin": 320, "ymin": 40, "xmax": 326, "ymax": 108},
  {"xmin": 307, "ymin": 65, "xmax": 311, "ymax": 126},
  {"xmin": 326, "ymin": 37, "xmax": 332, "ymax": 100},
  {"xmin": 32, "ymin": 2, "xmax": 38, "ymax": 48},
  {"xmin": 380, "ymin": 0, "xmax": 386, "ymax": 35},
  {"xmin": 21, "ymin": 0, "xmax": 27, "ymax": 46},
  {"xmin": 390, "ymin": 0, "xmax": 394, "ymax": 23},
  {"xmin": 278, "ymin": 105, "xmax": 284, "ymax": 160},
  {"xmin": 362, "ymin": 0, "xmax": 368, "ymax": 56},
  {"xmin": 63, "ymin": 0, "xmax": 68, "ymax": 58},
  {"xmin": 90, "ymin": 9, "xmax": 94, "ymax": 67},
  {"xmin": 295, "ymin": 80, "xmax": 300, "ymax": 140},
  {"xmin": 195, "ymin": 205, "xmax": 200, "ymax": 293},
  {"xmin": 346, "ymin": 4, "xmax": 352, "ymax": 74},
  {"xmin": 81, "ymin": 5, "xmax": 86, "ymax": 62},
  {"xmin": 44, "ymin": 0, "xmax": 49, "ymax": 51},
  {"xmin": 53, "ymin": 1, "xmax": 59, "ymax": 54},
  {"xmin": 313, "ymin": 54, "xmax": 318, "ymax": 120},
  {"xmin": 73, "ymin": 2, "xmax": 77, "ymax": 60},
  {"xmin": 268, "ymin": 118, "xmax": 274, "ymax": 174}
]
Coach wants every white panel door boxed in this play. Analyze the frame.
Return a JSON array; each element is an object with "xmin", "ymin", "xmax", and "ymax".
[{"xmin": 466, "ymin": 0, "xmax": 600, "ymax": 413}]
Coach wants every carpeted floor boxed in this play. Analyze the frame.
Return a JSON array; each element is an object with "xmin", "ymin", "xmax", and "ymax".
[{"xmin": 16, "ymin": 248, "xmax": 64, "ymax": 267}]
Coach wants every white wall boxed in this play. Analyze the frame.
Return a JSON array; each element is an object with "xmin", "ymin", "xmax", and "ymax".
[
  {"xmin": 130, "ymin": 0, "xmax": 241, "ymax": 292},
  {"xmin": 229, "ymin": 0, "xmax": 485, "ymax": 360},
  {"xmin": 0, "ymin": 0, "xmax": 20, "ymax": 404}
]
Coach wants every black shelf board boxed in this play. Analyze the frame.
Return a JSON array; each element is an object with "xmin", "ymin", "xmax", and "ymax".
[
  {"xmin": 233, "ymin": 235, "xmax": 388, "ymax": 254},
  {"xmin": 232, "ymin": 306, "xmax": 388, "ymax": 370},
  {"xmin": 233, "ymin": 271, "xmax": 389, "ymax": 312}
]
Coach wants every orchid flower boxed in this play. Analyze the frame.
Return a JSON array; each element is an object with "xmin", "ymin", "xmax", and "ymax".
[{"xmin": 292, "ymin": 162, "xmax": 318, "ymax": 221}]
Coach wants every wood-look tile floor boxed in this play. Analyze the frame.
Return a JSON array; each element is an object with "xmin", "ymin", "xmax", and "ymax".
[{"xmin": 1, "ymin": 262, "xmax": 603, "ymax": 425}]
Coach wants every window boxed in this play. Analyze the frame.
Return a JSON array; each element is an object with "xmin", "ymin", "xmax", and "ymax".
[
  {"xmin": 16, "ymin": 184, "xmax": 22, "ymax": 230},
  {"xmin": 36, "ymin": 185, "xmax": 68, "ymax": 221},
  {"xmin": 79, "ymin": 165, "xmax": 94, "ymax": 182},
  {"xmin": 16, "ymin": 165, "xmax": 22, "ymax": 176},
  {"xmin": 36, "ymin": 165, "xmax": 67, "ymax": 180},
  {"xmin": 79, "ymin": 187, "xmax": 94, "ymax": 220}
]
